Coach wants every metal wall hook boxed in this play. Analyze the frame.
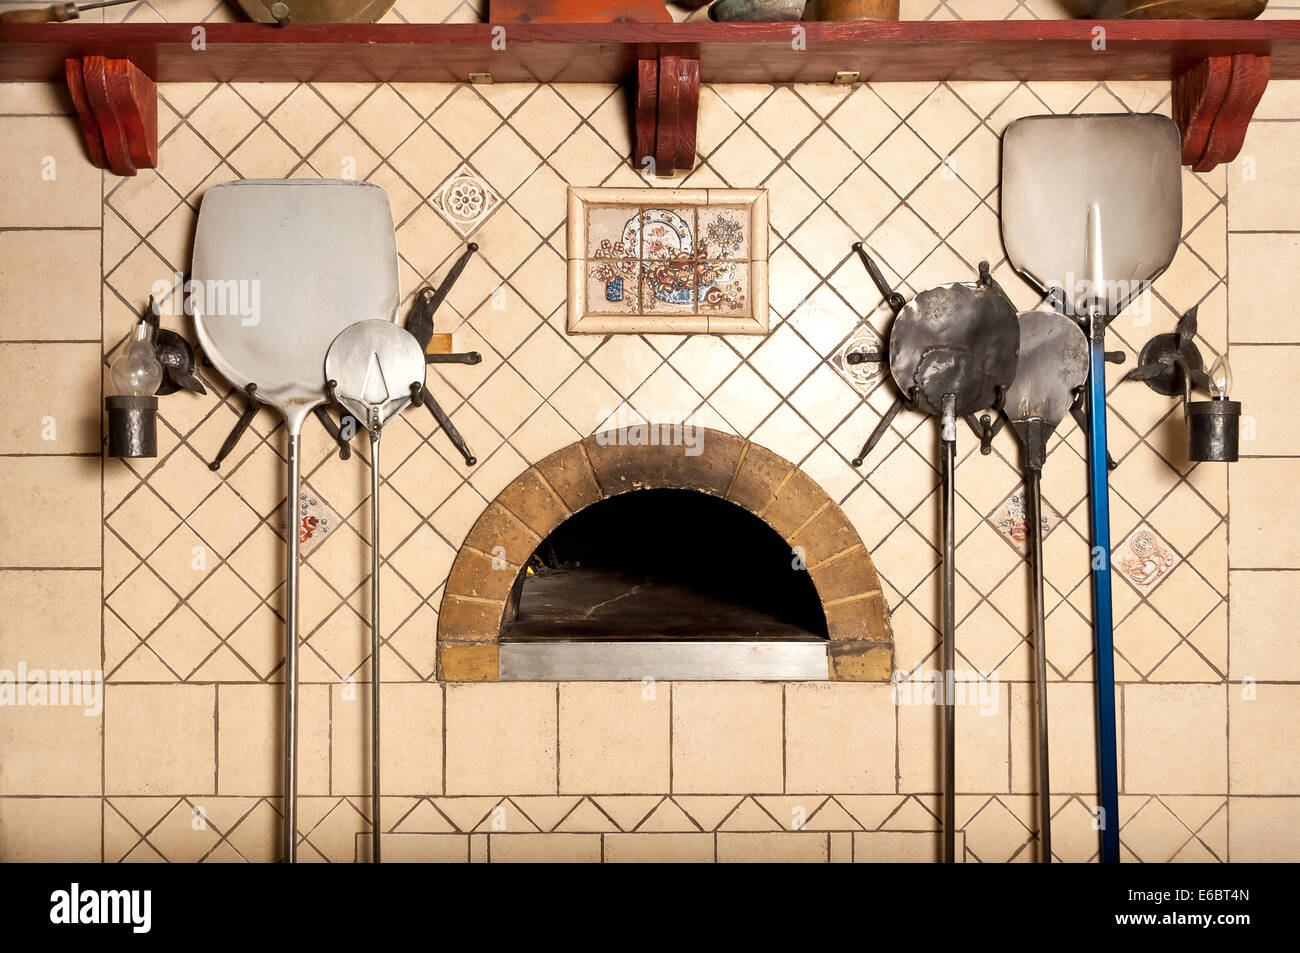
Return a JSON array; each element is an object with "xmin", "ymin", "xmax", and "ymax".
[
  {"xmin": 208, "ymin": 382, "xmax": 262, "ymax": 471},
  {"xmin": 425, "ymin": 351, "xmax": 482, "ymax": 366},
  {"xmin": 852, "ymin": 242, "xmax": 906, "ymax": 316},
  {"xmin": 312, "ymin": 406, "xmax": 352, "ymax": 461}
]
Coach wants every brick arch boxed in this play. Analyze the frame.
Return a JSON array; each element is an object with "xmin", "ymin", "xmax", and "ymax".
[{"xmin": 437, "ymin": 428, "xmax": 892, "ymax": 682}]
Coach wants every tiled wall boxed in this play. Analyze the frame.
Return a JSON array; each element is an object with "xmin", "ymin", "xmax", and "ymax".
[{"xmin": 2, "ymin": 1, "xmax": 1300, "ymax": 863}]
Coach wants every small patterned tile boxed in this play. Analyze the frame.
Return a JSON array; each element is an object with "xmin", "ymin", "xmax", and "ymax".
[
  {"xmin": 278, "ymin": 484, "xmax": 341, "ymax": 558},
  {"xmin": 429, "ymin": 163, "xmax": 502, "ymax": 238},
  {"xmin": 989, "ymin": 487, "xmax": 1063, "ymax": 555},
  {"xmin": 1113, "ymin": 523, "xmax": 1180, "ymax": 597},
  {"xmin": 834, "ymin": 324, "xmax": 887, "ymax": 397}
]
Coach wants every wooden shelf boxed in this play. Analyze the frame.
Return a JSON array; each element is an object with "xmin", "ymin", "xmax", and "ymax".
[{"xmin": 3, "ymin": 20, "xmax": 1300, "ymax": 85}]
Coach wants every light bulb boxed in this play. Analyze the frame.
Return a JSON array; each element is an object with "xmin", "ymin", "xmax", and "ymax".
[
  {"xmin": 1208, "ymin": 353, "xmax": 1232, "ymax": 399},
  {"xmin": 110, "ymin": 322, "xmax": 162, "ymax": 398}
]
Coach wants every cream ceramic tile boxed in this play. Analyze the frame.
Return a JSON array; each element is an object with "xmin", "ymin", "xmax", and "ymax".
[
  {"xmin": 0, "ymin": 798, "xmax": 101, "ymax": 861},
  {"xmin": 1228, "ymin": 797, "xmax": 1300, "ymax": 862},
  {"xmin": 1229, "ymin": 459, "xmax": 1300, "ymax": 568},
  {"xmin": 672, "ymin": 682, "xmax": 783, "ymax": 794},
  {"xmin": 1125, "ymin": 684, "xmax": 1226, "ymax": 795},
  {"xmin": 717, "ymin": 832, "xmax": 828, "ymax": 862},
  {"xmin": 0, "ymin": 230, "xmax": 102, "ymax": 341},
  {"xmin": 786, "ymin": 684, "xmax": 896, "ymax": 794},
  {"xmin": 105, "ymin": 684, "xmax": 216, "ymax": 795},
  {"xmin": 1228, "ymin": 123, "xmax": 1300, "ymax": 231},
  {"xmin": 445, "ymin": 683, "xmax": 556, "ymax": 795},
  {"xmin": 487, "ymin": 832, "xmax": 600, "ymax": 862},
  {"xmin": 558, "ymin": 683, "xmax": 670, "ymax": 795},
  {"xmin": 0, "ymin": 456, "xmax": 101, "ymax": 568},
  {"xmin": 603, "ymin": 832, "xmax": 714, "ymax": 862},
  {"xmin": 0, "ymin": 569, "xmax": 100, "ymax": 671},
  {"xmin": 0, "ymin": 344, "xmax": 100, "ymax": 454},
  {"xmin": 0, "ymin": 117, "xmax": 102, "ymax": 227},
  {"xmin": 1230, "ymin": 686, "xmax": 1300, "ymax": 796},
  {"xmin": 1229, "ymin": 570, "xmax": 1300, "ymax": 681},
  {"xmin": 0, "ymin": 699, "xmax": 101, "ymax": 795}
]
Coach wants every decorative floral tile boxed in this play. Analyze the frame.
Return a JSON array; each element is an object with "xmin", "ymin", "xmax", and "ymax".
[
  {"xmin": 836, "ymin": 324, "xmax": 887, "ymax": 396},
  {"xmin": 639, "ymin": 207, "xmax": 696, "ymax": 260},
  {"xmin": 586, "ymin": 205, "xmax": 639, "ymax": 259},
  {"xmin": 641, "ymin": 258, "xmax": 696, "ymax": 313},
  {"xmin": 697, "ymin": 205, "xmax": 749, "ymax": 261},
  {"xmin": 567, "ymin": 187, "xmax": 768, "ymax": 334},
  {"xmin": 1114, "ymin": 523, "xmax": 1180, "ymax": 596},
  {"xmin": 586, "ymin": 259, "xmax": 640, "ymax": 314},
  {"xmin": 278, "ymin": 484, "xmax": 341, "ymax": 558},
  {"xmin": 990, "ymin": 487, "xmax": 1062, "ymax": 555},
  {"xmin": 430, "ymin": 163, "xmax": 501, "ymax": 238},
  {"xmin": 698, "ymin": 262, "xmax": 750, "ymax": 317}
]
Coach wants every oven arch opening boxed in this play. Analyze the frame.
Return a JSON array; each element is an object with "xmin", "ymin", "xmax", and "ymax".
[
  {"xmin": 436, "ymin": 429, "xmax": 893, "ymax": 682},
  {"xmin": 502, "ymin": 487, "xmax": 830, "ymax": 644}
]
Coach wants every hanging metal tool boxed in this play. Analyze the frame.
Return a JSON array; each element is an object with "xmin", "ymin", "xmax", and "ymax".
[
  {"xmin": 1001, "ymin": 113, "xmax": 1183, "ymax": 863},
  {"xmin": 192, "ymin": 179, "xmax": 401, "ymax": 863},
  {"xmin": 0, "ymin": 0, "xmax": 139, "ymax": 22},
  {"xmin": 1003, "ymin": 310, "xmax": 1090, "ymax": 864},
  {"xmin": 403, "ymin": 243, "xmax": 482, "ymax": 467},
  {"xmin": 325, "ymin": 319, "xmax": 426, "ymax": 865},
  {"xmin": 847, "ymin": 244, "xmax": 1020, "ymax": 863}
]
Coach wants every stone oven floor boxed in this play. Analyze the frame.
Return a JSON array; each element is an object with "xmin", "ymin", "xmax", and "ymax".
[{"xmin": 501, "ymin": 568, "xmax": 826, "ymax": 642}]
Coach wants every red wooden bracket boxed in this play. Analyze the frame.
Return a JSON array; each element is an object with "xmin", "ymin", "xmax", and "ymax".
[
  {"xmin": 1174, "ymin": 53, "xmax": 1270, "ymax": 173},
  {"xmin": 64, "ymin": 55, "xmax": 157, "ymax": 177},
  {"xmin": 635, "ymin": 53, "xmax": 700, "ymax": 177}
]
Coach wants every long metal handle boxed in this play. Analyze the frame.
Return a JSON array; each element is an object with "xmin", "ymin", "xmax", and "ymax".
[
  {"xmin": 421, "ymin": 387, "xmax": 477, "ymax": 466},
  {"xmin": 1026, "ymin": 468, "xmax": 1052, "ymax": 863},
  {"xmin": 370, "ymin": 433, "xmax": 382, "ymax": 864},
  {"xmin": 427, "ymin": 242, "xmax": 478, "ymax": 318},
  {"xmin": 940, "ymin": 395, "xmax": 956, "ymax": 865},
  {"xmin": 283, "ymin": 432, "xmax": 301, "ymax": 864},
  {"xmin": 1084, "ymin": 333, "xmax": 1120, "ymax": 864}
]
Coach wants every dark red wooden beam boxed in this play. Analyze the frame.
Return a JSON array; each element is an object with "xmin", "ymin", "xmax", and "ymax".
[{"xmin": 2, "ymin": 21, "xmax": 1300, "ymax": 85}]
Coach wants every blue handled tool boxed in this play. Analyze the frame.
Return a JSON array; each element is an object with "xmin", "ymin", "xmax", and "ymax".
[{"xmin": 1000, "ymin": 114, "xmax": 1183, "ymax": 863}]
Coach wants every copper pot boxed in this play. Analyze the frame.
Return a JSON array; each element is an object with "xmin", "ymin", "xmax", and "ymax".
[{"xmin": 802, "ymin": 0, "xmax": 899, "ymax": 20}]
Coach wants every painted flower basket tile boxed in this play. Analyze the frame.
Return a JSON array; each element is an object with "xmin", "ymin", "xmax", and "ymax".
[
  {"xmin": 587, "ymin": 259, "xmax": 640, "ymax": 314},
  {"xmin": 641, "ymin": 258, "xmax": 697, "ymax": 313},
  {"xmin": 639, "ymin": 207, "xmax": 697, "ymax": 260},
  {"xmin": 568, "ymin": 188, "xmax": 768, "ymax": 334},
  {"xmin": 587, "ymin": 205, "xmax": 639, "ymax": 259}
]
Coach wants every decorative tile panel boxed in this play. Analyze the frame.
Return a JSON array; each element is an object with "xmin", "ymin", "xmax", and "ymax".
[{"xmin": 566, "ymin": 187, "xmax": 769, "ymax": 334}]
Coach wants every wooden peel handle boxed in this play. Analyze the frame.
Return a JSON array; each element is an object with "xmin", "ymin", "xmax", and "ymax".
[{"xmin": 0, "ymin": 4, "xmax": 79, "ymax": 21}]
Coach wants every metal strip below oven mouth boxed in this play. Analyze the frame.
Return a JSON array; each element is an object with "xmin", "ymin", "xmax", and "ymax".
[{"xmin": 498, "ymin": 640, "xmax": 829, "ymax": 681}]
